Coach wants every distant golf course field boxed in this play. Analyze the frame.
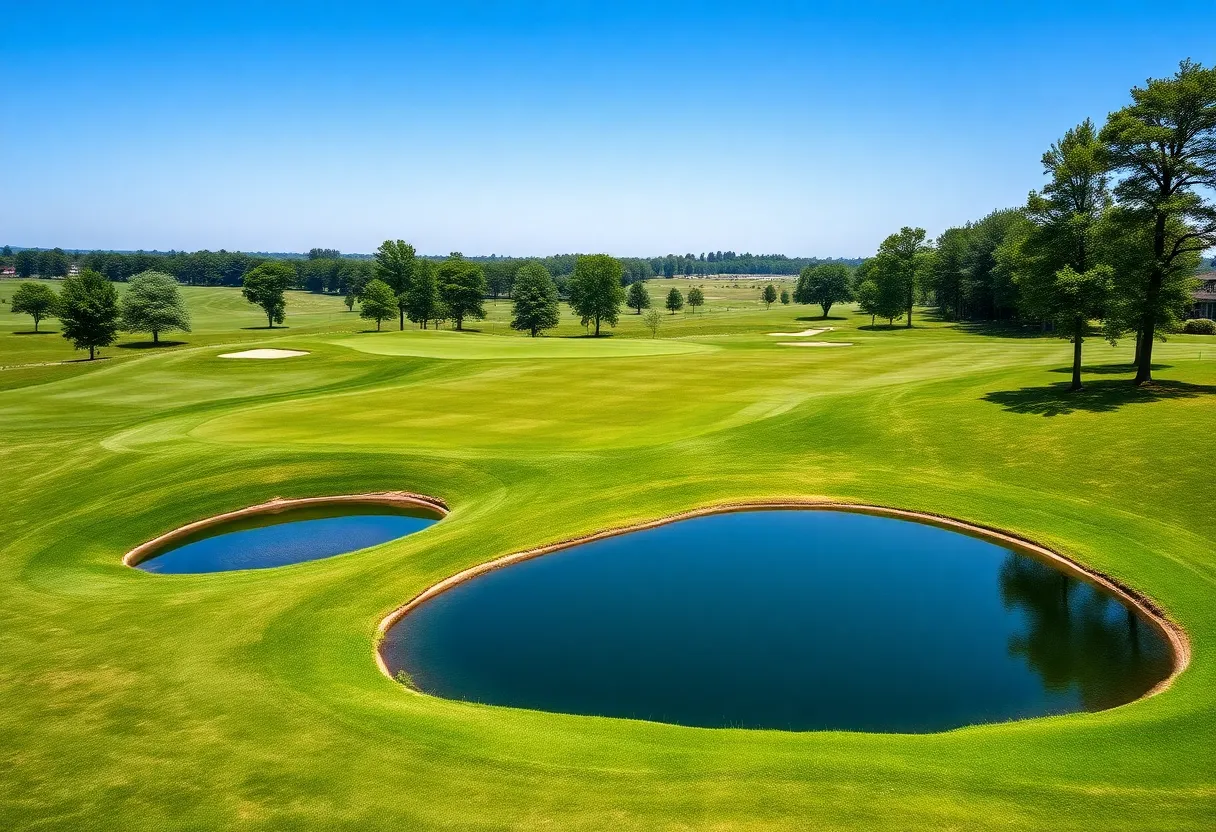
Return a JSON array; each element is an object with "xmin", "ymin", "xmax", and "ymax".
[{"xmin": 2, "ymin": 277, "xmax": 1214, "ymax": 830}]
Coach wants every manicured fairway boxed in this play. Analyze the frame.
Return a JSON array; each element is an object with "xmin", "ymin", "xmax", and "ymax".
[{"xmin": 2, "ymin": 280, "xmax": 1214, "ymax": 830}]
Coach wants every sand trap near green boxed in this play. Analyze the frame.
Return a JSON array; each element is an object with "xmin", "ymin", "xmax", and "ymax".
[
  {"xmin": 219, "ymin": 348, "xmax": 310, "ymax": 359},
  {"xmin": 328, "ymin": 329, "xmax": 716, "ymax": 359},
  {"xmin": 779, "ymin": 341, "xmax": 853, "ymax": 347}
]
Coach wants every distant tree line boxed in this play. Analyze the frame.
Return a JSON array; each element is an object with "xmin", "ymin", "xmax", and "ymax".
[{"xmin": 2, "ymin": 246, "xmax": 860, "ymax": 293}]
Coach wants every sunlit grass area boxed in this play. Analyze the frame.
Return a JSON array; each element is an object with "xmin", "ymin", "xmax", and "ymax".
[{"xmin": 2, "ymin": 280, "xmax": 1215, "ymax": 830}]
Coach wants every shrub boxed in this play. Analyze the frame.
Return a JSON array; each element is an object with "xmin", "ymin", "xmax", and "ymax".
[{"xmin": 1183, "ymin": 318, "xmax": 1216, "ymax": 335}]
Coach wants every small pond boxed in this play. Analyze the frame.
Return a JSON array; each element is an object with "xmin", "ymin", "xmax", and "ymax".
[
  {"xmin": 380, "ymin": 509, "xmax": 1173, "ymax": 733},
  {"xmin": 135, "ymin": 503, "xmax": 441, "ymax": 574}
]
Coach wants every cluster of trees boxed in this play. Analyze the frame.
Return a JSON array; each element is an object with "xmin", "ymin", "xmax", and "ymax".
[
  {"xmin": 9, "ymin": 270, "xmax": 191, "ymax": 357},
  {"xmin": 834, "ymin": 60, "xmax": 1216, "ymax": 389},
  {"xmin": 352, "ymin": 242, "xmax": 490, "ymax": 332}
]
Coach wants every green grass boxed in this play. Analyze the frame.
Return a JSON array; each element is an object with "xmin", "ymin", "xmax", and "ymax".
[{"xmin": 2, "ymin": 278, "xmax": 1215, "ymax": 830}]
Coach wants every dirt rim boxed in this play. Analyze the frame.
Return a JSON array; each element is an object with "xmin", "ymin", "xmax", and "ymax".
[
  {"xmin": 374, "ymin": 499, "xmax": 1190, "ymax": 704},
  {"xmin": 122, "ymin": 491, "xmax": 449, "ymax": 568}
]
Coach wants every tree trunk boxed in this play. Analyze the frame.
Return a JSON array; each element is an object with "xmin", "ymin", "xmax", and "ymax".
[
  {"xmin": 34, "ymin": 318, "xmax": 39, "ymax": 333},
  {"xmin": 153, "ymin": 330, "xmax": 159, "ymax": 344},
  {"xmin": 377, "ymin": 320, "xmax": 382, "ymax": 331},
  {"xmin": 906, "ymin": 282, "xmax": 913, "ymax": 328},
  {"xmin": 89, "ymin": 345, "xmax": 95, "ymax": 360},
  {"xmin": 594, "ymin": 315, "xmax": 601, "ymax": 336},
  {"xmin": 399, "ymin": 308, "xmax": 405, "ymax": 331},
  {"xmin": 1070, "ymin": 317, "xmax": 1084, "ymax": 392},
  {"xmin": 456, "ymin": 314, "xmax": 463, "ymax": 331},
  {"xmin": 267, "ymin": 310, "xmax": 273, "ymax": 328},
  {"xmin": 1136, "ymin": 212, "xmax": 1168, "ymax": 384}
]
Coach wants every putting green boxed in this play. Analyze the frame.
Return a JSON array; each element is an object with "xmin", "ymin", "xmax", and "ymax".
[
  {"xmin": 328, "ymin": 328, "xmax": 718, "ymax": 359},
  {"xmin": 2, "ymin": 281, "xmax": 1215, "ymax": 831}
]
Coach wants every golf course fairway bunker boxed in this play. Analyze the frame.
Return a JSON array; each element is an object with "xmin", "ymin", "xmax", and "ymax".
[
  {"xmin": 126, "ymin": 494, "xmax": 446, "ymax": 574},
  {"xmin": 328, "ymin": 329, "xmax": 716, "ymax": 359},
  {"xmin": 219, "ymin": 348, "xmax": 310, "ymax": 359},
  {"xmin": 380, "ymin": 507, "xmax": 1182, "ymax": 733}
]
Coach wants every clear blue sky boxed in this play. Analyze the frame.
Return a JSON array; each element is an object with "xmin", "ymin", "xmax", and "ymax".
[{"xmin": 3, "ymin": 1, "xmax": 1213, "ymax": 257}]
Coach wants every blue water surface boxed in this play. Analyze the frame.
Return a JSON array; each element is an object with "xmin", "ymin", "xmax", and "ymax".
[
  {"xmin": 137, "ymin": 504, "xmax": 440, "ymax": 574},
  {"xmin": 381, "ymin": 510, "xmax": 1171, "ymax": 732}
]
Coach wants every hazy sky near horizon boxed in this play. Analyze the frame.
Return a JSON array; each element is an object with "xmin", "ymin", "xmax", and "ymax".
[{"xmin": 4, "ymin": 1, "xmax": 1214, "ymax": 257}]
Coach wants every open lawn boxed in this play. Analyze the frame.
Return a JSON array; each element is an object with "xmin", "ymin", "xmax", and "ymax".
[{"xmin": 1, "ymin": 278, "xmax": 1214, "ymax": 830}]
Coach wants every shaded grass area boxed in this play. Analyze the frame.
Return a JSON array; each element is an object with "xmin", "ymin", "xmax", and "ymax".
[
  {"xmin": 984, "ymin": 378, "xmax": 1216, "ymax": 415},
  {"xmin": 1, "ymin": 284, "xmax": 1215, "ymax": 830}
]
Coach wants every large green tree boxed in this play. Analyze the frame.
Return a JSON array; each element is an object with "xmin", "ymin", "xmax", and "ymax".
[
  {"xmin": 687, "ymin": 286, "xmax": 704, "ymax": 312},
  {"xmin": 120, "ymin": 270, "xmax": 191, "ymax": 343},
  {"xmin": 666, "ymin": 287, "xmax": 684, "ymax": 314},
  {"xmin": 241, "ymin": 261, "xmax": 294, "ymax": 327},
  {"xmin": 10, "ymin": 282, "xmax": 58, "ymax": 332},
  {"xmin": 1100, "ymin": 59, "xmax": 1216, "ymax": 384},
  {"xmin": 855, "ymin": 279, "xmax": 880, "ymax": 326},
  {"xmin": 405, "ymin": 260, "xmax": 440, "ymax": 328},
  {"xmin": 862, "ymin": 257, "xmax": 908, "ymax": 326},
  {"xmin": 626, "ymin": 281, "xmax": 651, "ymax": 313},
  {"xmin": 875, "ymin": 227, "xmax": 931, "ymax": 327},
  {"xmin": 794, "ymin": 263, "xmax": 853, "ymax": 317},
  {"xmin": 1013, "ymin": 120, "xmax": 1112, "ymax": 390},
  {"xmin": 568, "ymin": 254, "xmax": 624, "ymax": 336},
  {"xmin": 58, "ymin": 269, "xmax": 119, "ymax": 359},
  {"xmin": 374, "ymin": 240, "xmax": 416, "ymax": 330},
  {"xmin": 510, "ymin": 262, "xmax": 560, "ymax": 337},
  {"xmin": 359, "ymin": 279, "xmax": 398, "ymax": 331},
  {"xmin": 437, "ymin": 257, "xmax": 487, "ymax": 330}
]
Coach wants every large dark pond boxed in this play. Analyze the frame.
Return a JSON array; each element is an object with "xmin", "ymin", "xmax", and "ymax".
[
  {"xmin": 136, "ymin": 503, "xmax": 441, "ymax": 574},
  {"xmin": 381, "ymin": 510, "xmax": 1173, "ymax": 732}
]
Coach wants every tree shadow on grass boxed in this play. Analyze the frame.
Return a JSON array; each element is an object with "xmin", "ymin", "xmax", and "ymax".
[
  {"xmin": 13, "ymin": 330, "xmax": 57, "ymax": 335},
  {"xmin": 117, "ymin": 341, "xmax": 187, "ymax": 350},
  {"xmin": 954, "ymin": 321, "xmax": 1052, "ymax": 340},
  {"xmin": 983, "ymin": 379, "xmax": 1216, "ymax": 416},
  {"xmin": 858, "ymin": 323, "xmax": 908, "ymax": 331},
  {"xmin": 240, "ymin": 326, "xmax": 289, "ymax": 330},
  {"xmin": 795, "ymin": 315, "xmax": 849, "ymax": 322},
  {"xmin": 1047, "ymin": 363, "xmax": 1170, "ymax": 376}
]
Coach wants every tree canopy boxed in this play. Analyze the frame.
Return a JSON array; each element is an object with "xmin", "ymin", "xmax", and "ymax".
[
  {"xmin": 626, "ymin": 281, "xmax": 651, "ymax": 313},
  {"xmin": 874, "ymin": 227, "xmax": 931, "ymax": 327},
  {"xmin": 11, "ymin": 282, "xmax": 58, "ymax": 332},
  {"xmin": 374, "ymin": 239, "xmax": 416, "ymax": 329},
  {"xmin": 241, "ymin": 261, "xmax": 294, "ymax": 327},
  {"xmin": 1100, "ymin": 59, "xmax": 1216, "ymax": 384},
  {"xmin": 58, "ymin": 269, "xmax": 119, "ymax": 359},
  {"xmin": 405, "ymin": 260, "xmax": 440, "ymax": 328},
  {"xmin": 568, "ymin": 255, "xmax": 624, "ymax": 336},
  {"xmin": 359, "ymin": 279, "xmax": 398, "ymax": 331},
  {"xmin": 794, "ymin": 263, "xmax": 853, "ymax": 317},
  {"xmin": 120, "ymin": 271, "xmax": 191, "ymax": 343},
  {"xmin": 510, "ymin": 262, "xmax": 560, "ymax": 337},
  {"xmin": 666, "ymin": 287, "xmax": 684, "ymax": 314},
  {"xmin": 437, "ymin": 257, "xmax": 487, "ymax": 330},
  {"xmin": 687, "ymin": 286, "xmax": 704, "ymax": 312}
]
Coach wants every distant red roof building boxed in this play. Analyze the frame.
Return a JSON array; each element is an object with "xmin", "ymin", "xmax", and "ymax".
[{"xmin": 1, "ymin": 266, "xmax": 15, "ymax": 276}]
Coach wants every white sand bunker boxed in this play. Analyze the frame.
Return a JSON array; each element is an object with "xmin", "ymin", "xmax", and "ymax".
[
  {"xmin": 219, "ymin": 349, "xmax": 310, "ymax": 360},
  {"xmin": 768, "ymin": 327, "xmax": 831, "ymax": 337},
  {"xmin": 778, "ymin": 341, "xmax": 853, "ymax": 347}
]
